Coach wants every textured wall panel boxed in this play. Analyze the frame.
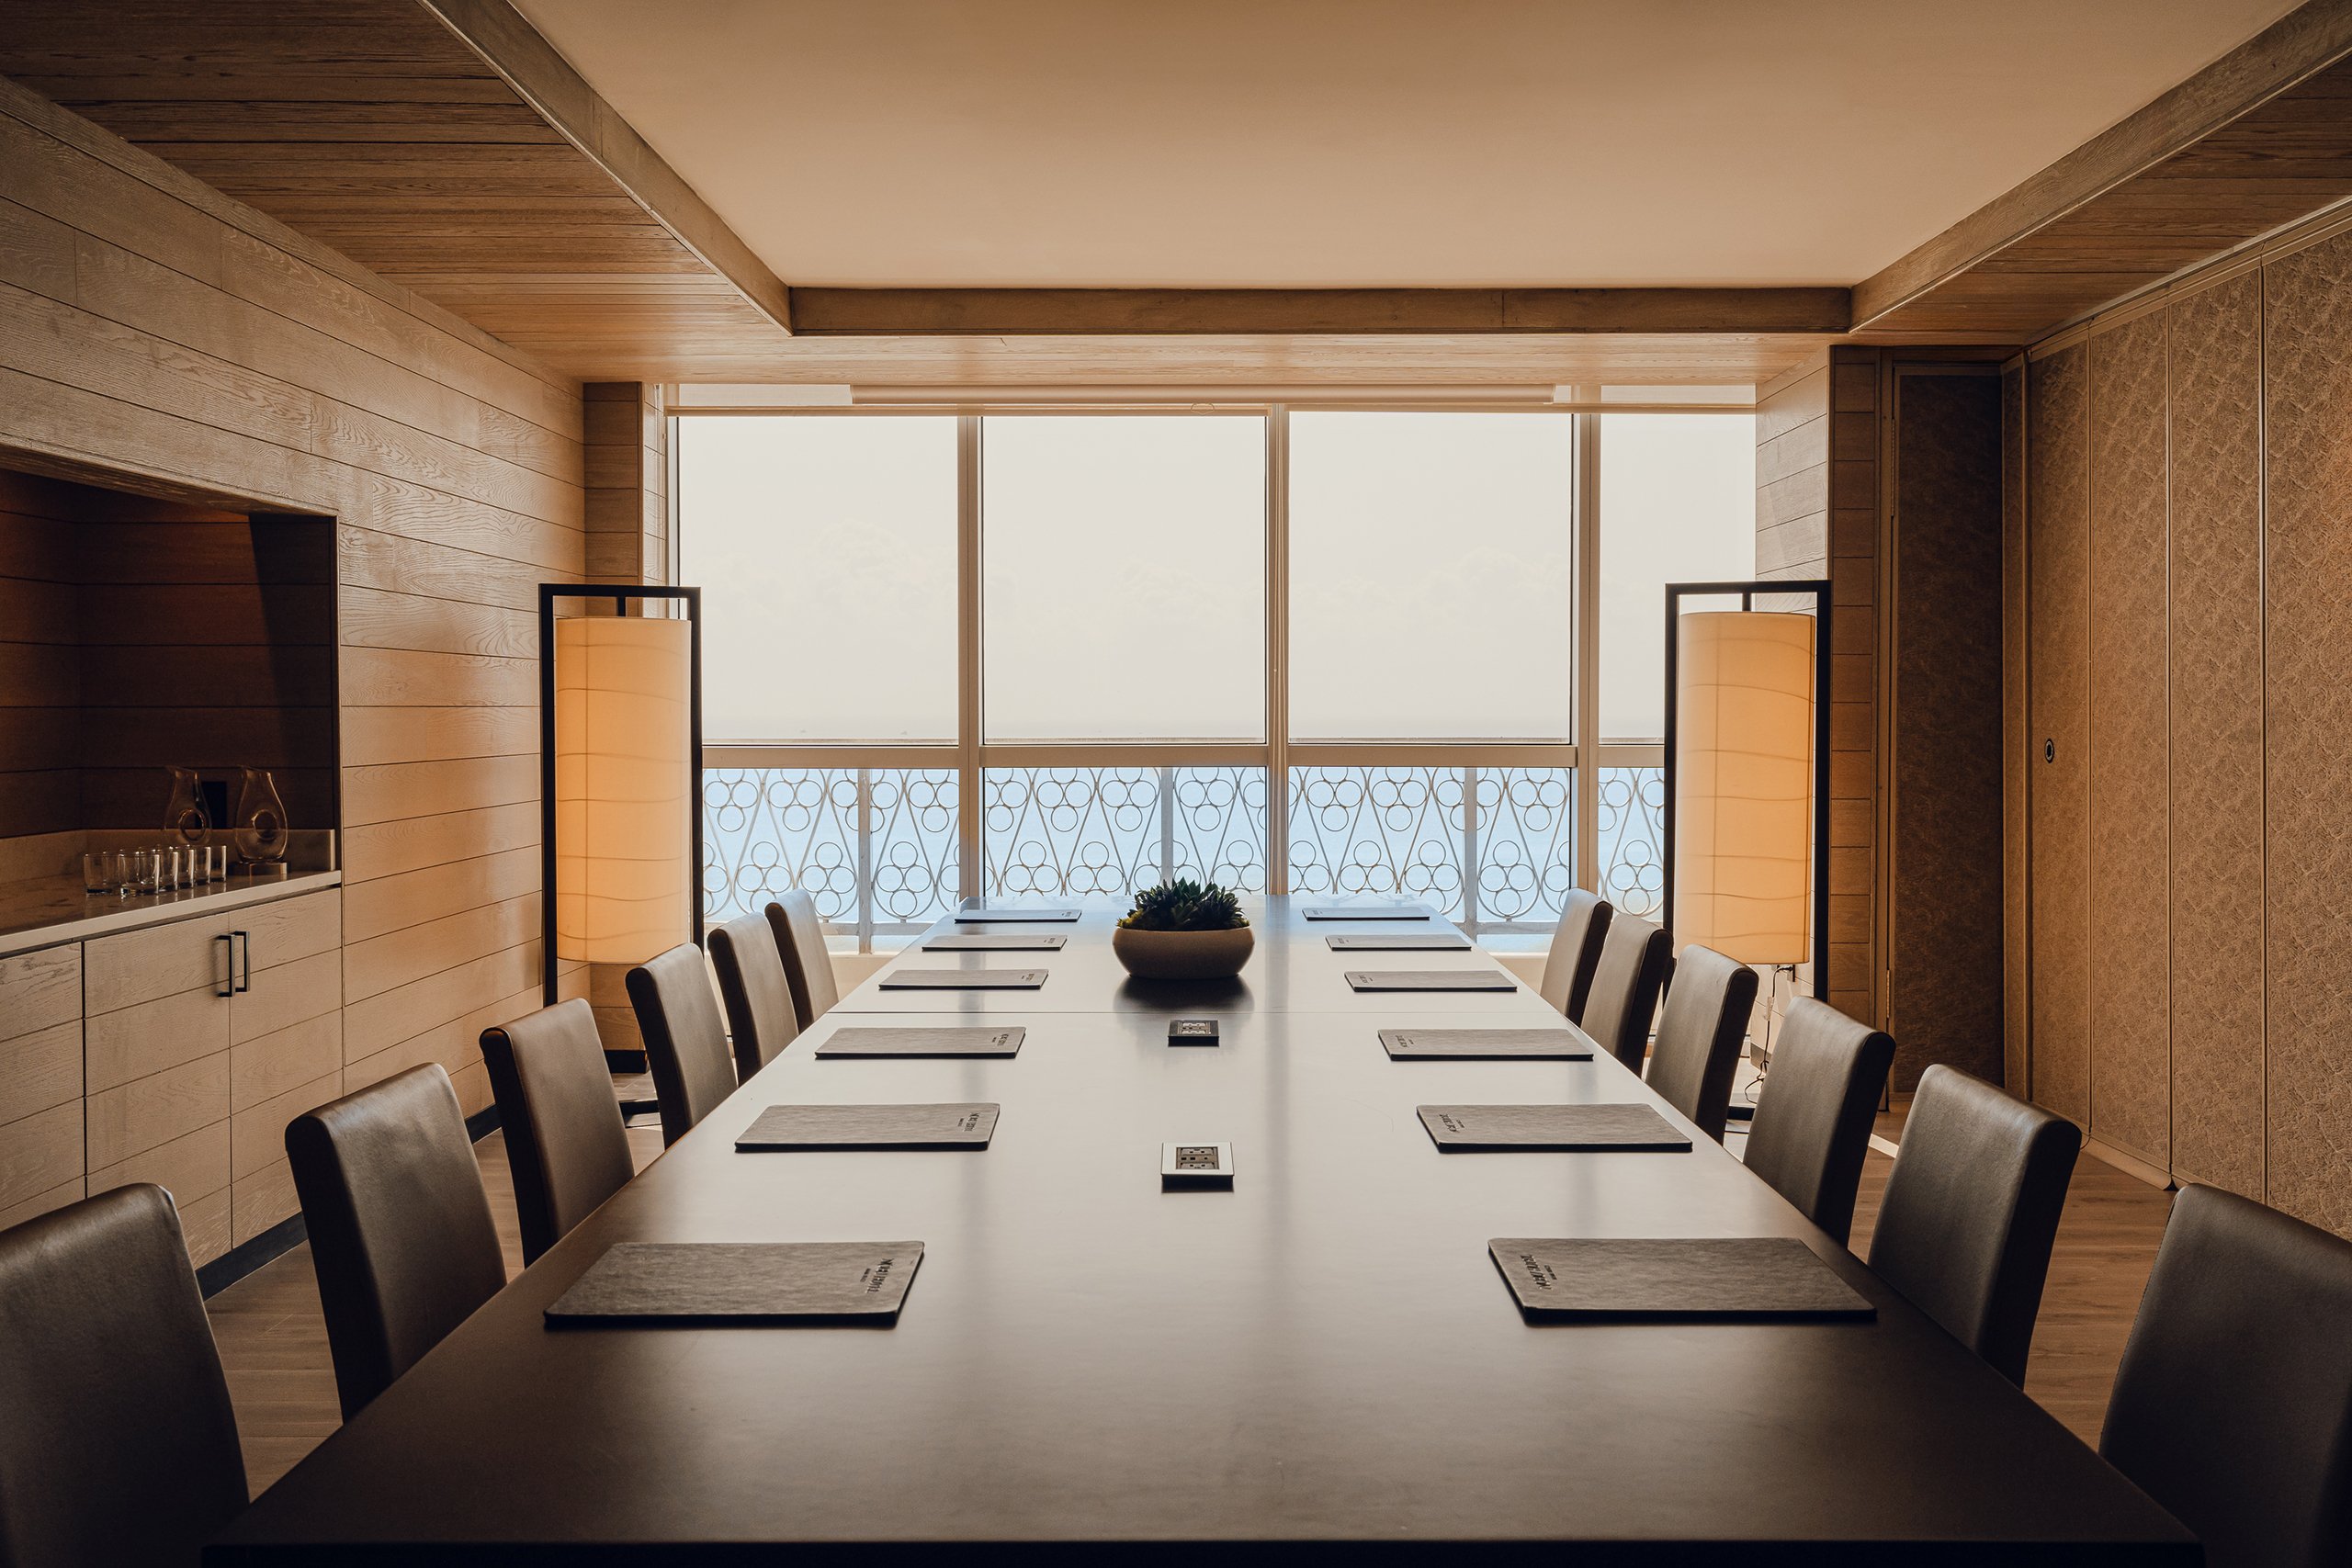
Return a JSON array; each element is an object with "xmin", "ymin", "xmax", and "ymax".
[
  {"xmin": 2085, "ymin": 312, "xmax": 2172, "ymax": 1168},
  {"xmin": 2165, "ymin": 273, "xmax": 2265, "ymax": 1199},
  {"xmin": 2260, "ymin": 231, "xmax": 2352, "ymax": 1235},
  {"xmin": 2001, "ymin": 361, "xmax": 2030, "ymax": 1095},
  {"xmin": 2027, "ymin": 344, "xmax": 2090, "ymax": 1125},
  {"xmin": 1891, "ymin": 371, "xmax": 2004, "ymax": 1091}
]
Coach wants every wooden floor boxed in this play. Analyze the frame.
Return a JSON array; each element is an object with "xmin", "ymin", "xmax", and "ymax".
[{"xmin": 209, "ymin": 1092, "xmax": 2173, "ymax": 1494}]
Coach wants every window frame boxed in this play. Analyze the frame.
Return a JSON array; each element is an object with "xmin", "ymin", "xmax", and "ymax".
[{"xmin": 682, "ymin": 401, "xmax": 1717, "ymax": 934}]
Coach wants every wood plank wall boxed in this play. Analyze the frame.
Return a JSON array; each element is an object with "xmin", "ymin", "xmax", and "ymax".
[
  {"xmin": 1753, "ymin": 349, "xmax": 1883, "ymax": 1038},
  {"xmin": 0, "ymin": 472, "xmax": 85, "ymax": 845},
  {"xmin": 2017, "ymin": 209, "xmax": 2352, "ymax": 1234},
  {"xmin": 0, "ymin": 73, "xmax": 589, "ymax": 1185}
]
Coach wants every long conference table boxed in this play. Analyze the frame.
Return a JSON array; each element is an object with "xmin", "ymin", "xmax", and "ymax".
[{"xmin": 209, "ymin": 898, "xmax": 2196, "ymax": 1563}]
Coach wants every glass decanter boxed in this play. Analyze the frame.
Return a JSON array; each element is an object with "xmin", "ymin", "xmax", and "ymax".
[{"xmin": 232, "ymin": 767, "xmax": 288, "ymax": 864}]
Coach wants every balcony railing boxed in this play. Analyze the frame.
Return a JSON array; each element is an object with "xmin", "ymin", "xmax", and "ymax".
[{"xmin": 704, "ymin": 762, "xmax": 1665, "ymax": 947}]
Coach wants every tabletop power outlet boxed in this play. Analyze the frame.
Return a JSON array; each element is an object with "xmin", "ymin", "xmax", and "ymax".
[
  {"xmin": 1161, "ymin": 1141, "xmax": 1233, "ymax": 1189},
  {"xmin": 1167, "ymin": 1019, "xmax": 1219, "ymax": 1045}
]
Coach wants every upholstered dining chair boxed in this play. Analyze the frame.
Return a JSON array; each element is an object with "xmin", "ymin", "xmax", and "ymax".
[
  {"xmin": 481, "ymin": 998, "xmax": 636, "ymax": 1265},
  {"xmin": 1740, "ymin": 998, "xmax": 1894, "ymax": 1246},
  {"xmin": 765, "ymin": 890, "xmax": 840, "ymax": 1030},
  {"xmin": 626, "ymin": 942, "xmax": 740, "ymax": 1145},
  {"xmin": 1534, "ymin": 888, "xmax": 1612, "ymax": 1022},
  {"xmin": 286, "ymin": 1064, "xmax": 507, "ymax": 1418},
  {"xmin": 0, "ymin": 1183, "xmax": 247, "ymax": 1568},
  {"xmin": 2098, "ymin": 1183, "xmax": 2352, "ymax": 1568},
  {"xmin": 1577, "ymin": 911, "xmax": 1674, "ymax": 1072},
  {"xmin": 1641, "ymin": 943, "xmax": 1758, "ymax": 1142},
  {"xmin": 707, "ymin": 910, "xmax": 802, "ymax": 1081},
  {"xmin": 1865, "ymin": 1065, "xmax": 2078, "ymax": 1384}
]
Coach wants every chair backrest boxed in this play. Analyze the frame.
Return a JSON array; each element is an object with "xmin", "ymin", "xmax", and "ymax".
[
  {"xmin": 1741, "ymin": 998, "xmax": 1894, "ymax": 1245},
  {"xmin": 627, "ymin": 942, "xmax": 739, "ymax": 1145},
  {"xmin": 1865, "ymin": 1065, "xmax": 2078, "ymax": 1384},
  {"xmin": 285, "ymin": 1064, "xmax": 506, "ymax": 1419},
  {"xmin": 1535, "ymin": 889, "xmax": 1612, "ymax": 1022},
  {"xmin": 765, "ymin": 890, "xmax": 840, "ymax": 1028},
  {"xmin": 1642, "ymin": 943, "xmax": 1757, "ymax": 1142},
  {"xmin": 1577, "ymin": 911, "xmax": 1674, "ymax": 1071},
  {"xmin": 0, "ymin": 1184, "xmax": 246, "ymax": 1568},
  {"xmin": 481, "ymin": 999, "xmax": 634, "ymax": 1266},
  {"xmin": 707, "ymin": 911, "xmax": 802, "ymax": 1080},
  {"xmin": 2100, "ymin": 1184, "xmax": 2352, "ymax": 1568}
]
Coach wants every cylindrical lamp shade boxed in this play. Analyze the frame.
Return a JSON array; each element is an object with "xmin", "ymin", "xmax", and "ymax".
[
  {"xmin": 1672, "ymin": 610, "xmax": 1815, "ymax": 965},
  {"xmin": 554, "ymin": 615, "xmax": 692, "ymax": 964}
]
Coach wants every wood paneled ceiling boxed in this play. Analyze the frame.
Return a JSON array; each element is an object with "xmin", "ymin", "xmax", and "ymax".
[
  {"xmin": 7, "ymin": 0, "xmax": 2352, "ymax": 383},
  {"xmin": 0, "ymin": 0, "xmax": 794, "ymax": 381}
]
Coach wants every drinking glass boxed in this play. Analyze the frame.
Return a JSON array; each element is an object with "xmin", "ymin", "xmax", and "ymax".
[{"xmin": 82, "ymin": 852, "xmax": 109, "ymax": 894}]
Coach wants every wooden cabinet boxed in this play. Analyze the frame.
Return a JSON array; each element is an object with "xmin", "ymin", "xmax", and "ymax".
[
  {"xmin": 0, "ymin": 880, "xmax": 342, "ymax": 1265},
  {"xmin": 0, "ymin": 943, "xmax": 85, "ymax": 1230}
]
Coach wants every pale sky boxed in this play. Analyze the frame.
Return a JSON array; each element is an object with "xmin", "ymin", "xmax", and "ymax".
[{"xmin": 678, "ymin": 412, "xmax": 1755, "ymax": 745}]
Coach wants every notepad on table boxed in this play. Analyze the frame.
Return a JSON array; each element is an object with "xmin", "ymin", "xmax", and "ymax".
[
  {"xmin": 816, "ymin": 1026, "xmax": 1025, "ymax": 1057},
  {"xmin": 953, "ymin": 907, "xmax": 1081, "ymax": 923},
  {"xmin": 546, "ymin": 1241, "xmax": 923, "ymax": 1325},
  {"xmin": 924, "ymin": 933, "xmax": 1068, "ymax": 952},
  {"xmin": 1327, "ymin": 932, "xmax": 1472, "ymax": 951},
  {"xmin": 1344, "ymin": 969, "xmax": 1515, "ymax": 993},
  {"xmin": 736, "ymin": 1103, "xmax": 999, "ymax": 1150},
  {"xmin": 1379, "ymin": 1027, "xmax": 1593, "ymax": 1060},
  {"xmin": 1487, "ymin": 1237, "xmax": 1875, "ymax": 1321},
  {"xmin": 1302, "ymin": 903, "xmax": 1434, "ymax": 921},
  {"xmin": 880, "ymin": 968, "xmax": 1047, "ymax": 990},
  {"xmin": 1418, "ymin": 1103, "xmax": 1690, "ymax": 1151}
]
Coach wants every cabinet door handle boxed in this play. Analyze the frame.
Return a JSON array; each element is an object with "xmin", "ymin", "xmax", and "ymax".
[
  {"xmin": 232, "ymin": 930, "xmax": 251, "ymax": 994},
  {"xmin": 215, "ymin": 933, "xmax": 234, "ymax": 998}
]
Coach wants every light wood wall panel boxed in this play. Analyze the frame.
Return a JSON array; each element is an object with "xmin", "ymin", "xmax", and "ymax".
[
  {"xmin": 2258, "ymin": 228, "xmax": 2352, "ymax": 1237},
  {"xmin": 0, "ymin": 76, "xmax": 584, "ymax": 1127},
  {"xmin": 1754, "ymin": 358, "xmax": 1828, "ymax": 578},
  {"xmin": 2164, "ymin": 272, "xmax": 2266, "ymax": 1199},
  {"xmin": 2084, "ymin": 311, "xmax": 2172, "ymax": 1169},
  {"xmin": 2026, "ymin": 343, "xmax": 2090, "ymax": 1125}
]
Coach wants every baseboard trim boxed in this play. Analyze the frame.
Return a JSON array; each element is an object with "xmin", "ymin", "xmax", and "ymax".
[
  {"xmin": 2086, "ymin": 1137, "xmax": 2174, "ymax": 1191},
  {"xmin": 197, "ymin": 1213, "xmax": 304, "ymax": 1299}
]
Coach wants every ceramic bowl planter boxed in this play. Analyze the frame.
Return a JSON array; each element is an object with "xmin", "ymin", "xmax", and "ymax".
[{"xmin": 1111, "ymin": 923, "xmax": 1255, "ymax": 981}]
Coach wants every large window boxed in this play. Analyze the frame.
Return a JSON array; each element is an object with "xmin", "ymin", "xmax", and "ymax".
[
  {"xmin": 982, "ymin": 417, "xmax": 1265, "ymax": 741},
  {"xmin": 681, "ymin": 407, "xmax": 1754, "ymax": 944},
  {"xmin": 1289, "ymin": 413, "xmax": 1574, "ymax": 740}
]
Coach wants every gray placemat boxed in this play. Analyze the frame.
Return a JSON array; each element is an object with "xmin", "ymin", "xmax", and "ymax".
[
  {"xmin": 953, "ymin": 907, "xmax": 1080, "ymax": 923},
  {"xmin": 546, "ymin": 1242, "xmax": 923, "ymax": 1325},
  {"xmin": 1419, "ymin": 1103, "xmax": 1690, "ymax": 1151},
  {"xmin": 880, "ymin": 967, "xmax": 1048, "ymax": 990},
  {"xmin": 737, "ymin": 1103, "xmax": 999, "ymax": 1150},
  {"xmin": 816, "ymin": 1026, "xmax": 1025, "ymax": 1057},
  {"xmin": 1487, "ymin": 1237, "xmax": 1876, "ymax": 1321},
  {"xmin": 1345, "ymin": 969, "xmax": 1516, "ymax": 993},
  {"xmin": 1302, "ymin": 904, "xmax": 1434, "ymax": 921},
  {"xmin": 1327, "ymin": 933, "xmax": 1473, "ymax": 951},
  {"xmin": 924, "ymin": 933, "xmax": 1069, "ymax": 951},
  {"xmin": 1380, "ymin": 1027, "xmax": 1594, "ymax": 1060}
]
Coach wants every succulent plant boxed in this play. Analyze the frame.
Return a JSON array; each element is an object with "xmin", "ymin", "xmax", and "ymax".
[{"xmin": 1118, "ymin": 878, "xmax": 1249, "ymax": 932}]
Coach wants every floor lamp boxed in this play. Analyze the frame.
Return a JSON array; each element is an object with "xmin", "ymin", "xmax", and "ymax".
[
  {"xmin": 1662, "ymin": 580, "xmax": 1831, "ymax": 1113},
  {"xmin": 538, "ymin": 586, "xmax": 704, "ymax": 1048}
]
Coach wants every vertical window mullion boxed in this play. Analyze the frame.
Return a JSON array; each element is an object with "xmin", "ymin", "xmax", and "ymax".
[
  {"xmin": 1574, "ymin": 406, "xmax": 1602, "ymax": 893},
  {"xmin": 1266, "ymin": 405, "xmax": 1291, "ymax": 895},
  {"xmin": 956, "ymin": 412, "xmax": 983, "ymax": 901}
]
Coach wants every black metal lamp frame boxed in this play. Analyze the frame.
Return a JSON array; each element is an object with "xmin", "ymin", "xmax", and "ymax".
[
  {"xmin": 1660, "ymin": 579, "xmax": 1833, "ymax": 991},
  {"xmin": 538, "ymin": 584, "xmax": 704, "ymax": 1005}
]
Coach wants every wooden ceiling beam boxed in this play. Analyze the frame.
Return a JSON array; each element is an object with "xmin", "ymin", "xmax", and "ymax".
[
  {"xmin": 1855, "ymin": 0, "xmax": 2352, "ymax": 331},
  {"xmin": 787, "ymin": 287, "xmax": 1853, "ymax": 337},
  {"xmin": 415, "ymin": 0, "xmax": 794, "ymax": 335}
]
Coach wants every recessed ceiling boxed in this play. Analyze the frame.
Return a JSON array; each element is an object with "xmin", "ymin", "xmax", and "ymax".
[{"xmin": 513, "ymin": 0, "xmax": 2300, "ymax": 289}]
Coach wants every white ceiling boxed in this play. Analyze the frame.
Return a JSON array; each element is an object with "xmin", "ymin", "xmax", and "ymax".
[{"xmin": 515, "ymin": 0, "xmax": 2301, "ymax": 289}]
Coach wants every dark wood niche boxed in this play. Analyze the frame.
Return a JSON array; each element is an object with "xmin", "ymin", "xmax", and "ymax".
[{"xmin": 0, "ymin": 466, "xmax": 336, "ymax": 868}]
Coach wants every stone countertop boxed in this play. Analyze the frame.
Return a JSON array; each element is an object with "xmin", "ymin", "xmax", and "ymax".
[{"xmin": 0, "ymin": 868, "xmax": 343, "ymax": 959}]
